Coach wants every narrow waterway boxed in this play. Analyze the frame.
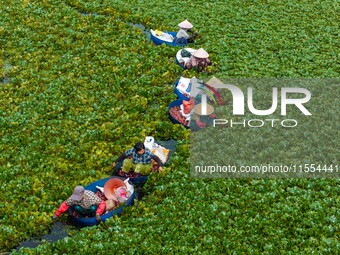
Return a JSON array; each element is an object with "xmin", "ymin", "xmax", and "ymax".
[
  {"xmin": 5, "ymin": 222, "xmax": 71, "ymax": 254},
  {"xmin": 3, "ymin": 7, "xmax": 172, "ymax": 254},
  {"xmin": 79, "ymin": 11, "xmax": 151, "ymax": 41},
  {"xmin": 8, "ymin": 140, "xmax": 176, "ymax": 254}
]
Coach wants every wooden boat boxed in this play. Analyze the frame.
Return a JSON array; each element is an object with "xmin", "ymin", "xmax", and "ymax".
[
  {"xmin": 68, "ymin": 177, "xmax": 134, "ymax": 227},
  {"xmin": 150, "ymin": 29, "xmax": 188, "ymax": 46}
]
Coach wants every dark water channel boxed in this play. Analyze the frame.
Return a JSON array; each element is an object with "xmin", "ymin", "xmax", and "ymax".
[
  {"xmin": 3, "ymin": 9, "xmax": 170, "ymax": 255},
  {"xmin": 1, "ymin": 58, "xmax": 12, "ymax": 84},
  {"xmin": 129, "ymin": 22, "xmax": 151, "ymax": 41},
  {"xmin": 79, "ymin": 12, "xmax": 151, "ymax": 41},
  {"xmin": 7, "ymin": 140, "xmax": 176, "ymax": 254},
  {"xmin": 1, "ymin": 12, "xmax": 151, "ymax": 88},
  {"xmin": 5, "ymin": 222, "xmax": 71, "ymax": 254}
]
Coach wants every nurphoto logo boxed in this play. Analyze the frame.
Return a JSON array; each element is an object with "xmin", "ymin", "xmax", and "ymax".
[
  {"xmin": 190, "ymin": 78, "xmax": 339, "ymax": 179},
  {"xmin": 197, "ymin": 83, "xmax": 312, "ymax": 128}
]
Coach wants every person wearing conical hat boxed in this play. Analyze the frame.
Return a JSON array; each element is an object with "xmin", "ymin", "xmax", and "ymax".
[
  {"xmin": 173, "ymin": 20, "xmax": 198, "ymax": 45},
  {"xmin": 185, "ymin": 48, "xmax": 211, "ymax": 71}
]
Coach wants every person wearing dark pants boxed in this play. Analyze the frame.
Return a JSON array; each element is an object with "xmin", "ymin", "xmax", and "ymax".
[{"xmin": 52, "ymin": 186, "xmax": 106, "ymax": 222}]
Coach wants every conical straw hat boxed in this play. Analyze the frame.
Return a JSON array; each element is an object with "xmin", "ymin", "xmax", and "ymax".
[
  {"xmin": 192, "ymin": 48, "xmax": 209, "ymax": 58},
  {"xmin": 178, "ymin": 20, "xmax": 193, "ymax": 29}
]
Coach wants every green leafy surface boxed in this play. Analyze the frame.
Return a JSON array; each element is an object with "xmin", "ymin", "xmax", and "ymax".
[{"xmin": 1, "ymin": 0, "xmax": 339, "ymax": 254}]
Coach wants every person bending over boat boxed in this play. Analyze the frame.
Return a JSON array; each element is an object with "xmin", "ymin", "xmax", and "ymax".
[
  {"xmin": 173, "ymin": 20, "xmax": 198, "ymax": 45},
  {"xmin": 185, "ymin": 48, "xmax": 211, "ymax": 71},
  {"xmin": 52, "ymin": 185, "xmax": 106, "ymax": 222},
  {"xmin": 112, "ymin": 142, "xmax": 163, "ymax": 176}
]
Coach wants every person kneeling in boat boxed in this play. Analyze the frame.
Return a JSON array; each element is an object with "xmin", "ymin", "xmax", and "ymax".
[
  {"xmin": 112, "ymin": 142, "xmax": 163, "ymax": 177},
  {"xmin": 52, "ymin": 185, "xmax": 106, "ymax": 222},
  {"xmin": 173, "ymin": 20, "xmax": 198, "ymax": 45},
  {"xmin": 185, "ymin": 48, "xmax": 211, "ymax": 71}
]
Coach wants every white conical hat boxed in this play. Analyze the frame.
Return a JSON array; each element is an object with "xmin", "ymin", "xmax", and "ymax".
[
  {"xmin": 178, "ymin": 20, "xmax": 193, "ymax": 29},
  {"xmin": 192, "ymin": 48, "xmax": 209, "ymax": 58},
  {"xmin": 194, "ymin": 103, "xmax": 214, "ymax": 116}
]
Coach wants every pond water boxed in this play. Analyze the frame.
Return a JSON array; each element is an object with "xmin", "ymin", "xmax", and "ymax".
[
  {"xmin": 129, "ymin": 22, "xmax": 151, "ymax": 41},
  {"xmin": 1, "ymin": 58, "xmax": 12, "ymax": 84},
  {"xmin": 4, "ymin": 4, "xmax": 171, "ymax": 254},
  {"xmin": 1, "ymin": 77, "xmax": 10, "ymax": 84},
  {"xmin": 6, "ymin": 222, "xmax": 71, "ymax": 254},
  {"xmin": 8, "ymin": 140, "xmax": 176, "ymax": 253},
  {"xmin": 78, "ymin": 12, "xmax": 151, "ymax": 41}
]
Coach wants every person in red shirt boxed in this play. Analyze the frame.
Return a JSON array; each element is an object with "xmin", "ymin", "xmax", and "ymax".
[{"xmin": 52, "ymin": 185, "xmax": 106, "ymax": 222}]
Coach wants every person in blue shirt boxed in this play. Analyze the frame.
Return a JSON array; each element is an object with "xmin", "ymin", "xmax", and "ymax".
[{"xmin": 112, "ymin": 142, "xmax": 163, "ymax": 176}]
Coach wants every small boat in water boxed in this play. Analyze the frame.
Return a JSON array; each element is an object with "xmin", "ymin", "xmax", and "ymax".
[
  {"xmin": 68, "ymin": 177, "xmax": 134, "ymax": 227},
  {"xmin": 150, "ymin": 29, "xmax": 188, "ymax": 46},
  {"xmin": 175, "ymin": 48, "xmax": 197, "ymax": 69}
]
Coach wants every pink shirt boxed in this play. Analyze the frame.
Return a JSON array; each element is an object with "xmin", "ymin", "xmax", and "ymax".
[{"xmin": 185, "ymin": 56, "xmax": 211, "ymax": 70}]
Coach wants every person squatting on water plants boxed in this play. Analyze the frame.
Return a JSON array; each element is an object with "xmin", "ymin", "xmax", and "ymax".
[
  {"xmin": 52, "ymin": 185, "xmax": 106, "ymax": 222},
  {"xmin": 112, "ymin": 142, "xmax": 163, "ymax": 177},
  {"xmin": 173, "ymin": 19, "xmax": 199, "ymax": 45}
]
